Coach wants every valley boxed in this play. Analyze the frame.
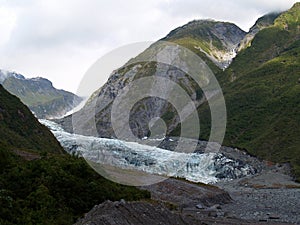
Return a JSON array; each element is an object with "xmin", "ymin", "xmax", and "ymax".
[
  {"xmin": 41, "ymin": 119, "xmax": 300, "ymax": 224},
  {"xmin": 0, "ymin": 2, "xmax": 299, "ymax": 225}
]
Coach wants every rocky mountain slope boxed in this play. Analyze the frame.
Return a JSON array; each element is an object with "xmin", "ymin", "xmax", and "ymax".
[
  {"xmin": 193, "ymin": 2, "xmax": 300, "ymax": 180},
  {"xmin": 75, "ymin": 179, "xmax": 233, "ymax": 225},
  {"xmin": 75, "ymin": 200, "xmax": 187, "ymax": 225},
  {"xmin": 61, "ymin": 20, "xmax": 246, "ymax": 138},
  {"xmin": 0, "ymin": 70, "xmax": 82, "ymax": 119},
  {"xmin": 162, "ymin": 20, "xmax": 246, "ymax": 69},
  {"xmin": 61, "ymin": 3, "xmax": 300, "ymax": 180}
]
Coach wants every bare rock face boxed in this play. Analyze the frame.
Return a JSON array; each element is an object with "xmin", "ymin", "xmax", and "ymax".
[
  {"xmin": 74, "ymin": 177, "xmax": 297, "ymax": 225},
  {"xmin": 140, "ymin": 178, "xmax": 232, "ymax": 210},
  {"xmin": 74, "ymin": 200, "xmax": 187, "ymax": 225},
  {"xmin": 163, "ymin": 20, "xmax": 247, "ymax": 69},
  {"xmin": 60, "ymin": 20, "xmax": 247, "ymax": 139},
  {"xmin": 68, "ymin": 59, "xmax": 209, "ymax": 139},
  {"xmin": 74, "ymin": 178, "xmax": 232, "ymax": 225}
]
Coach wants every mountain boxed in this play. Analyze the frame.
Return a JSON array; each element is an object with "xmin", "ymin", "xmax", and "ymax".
[
  {"xmin": 61, "ymin": 3, "xmax": 300, "ymax": 180},
  {"xmin": 0, "ymin": 83, "xmax": 150, "ymax": 224},
  {"xmin": 237, "ymin": 12, "xmax": 281, "ymax": 52},
  {"xmin": 0, "ymin": 70, "xmax": 82, "ymax": 119},
  {"xmin": 190, "ymin": 2, "xmax": 300, "ymax": 180},
  {"xmin": 61, "ymin": 20, "xmax": 246, "ymax": 138},
  {"xmin": 162, "ymin": 20, "xmax": 246, "ymax": 69},
  {"xmin": 0, "ymin": 84, "xmax": 63, "ymax": 160}
]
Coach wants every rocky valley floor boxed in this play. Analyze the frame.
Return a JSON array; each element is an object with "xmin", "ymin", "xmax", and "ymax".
[
  {"xmin": 75, "ymin": 149, "xmax": 300, "ymax": 225},
  {"xmin": 215, "ymin": 167, "xmax": 300, "ymax": 224}
]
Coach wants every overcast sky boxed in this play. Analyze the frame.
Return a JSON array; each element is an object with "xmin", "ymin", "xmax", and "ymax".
[{"xmin": 0, "ymin": 0, "xmax": 298, "ymax": 94}]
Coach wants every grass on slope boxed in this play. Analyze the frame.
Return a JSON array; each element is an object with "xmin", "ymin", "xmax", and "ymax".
[
  {"xmin": 0, "ymin": 85, "xmax": 63, "ymax": 154},
  {"xmin": 170, "ymin": 37, "xmax": 222, "ymax": 74},
  {"xmin": 2, "ymin": 76, "xmax": 82, "ymax": 118},
  {"xmin": 226, "ymin": 27, "xmax": 290, "ymax": 79},
  {"xmin": 216, "ymin": 4, "xmax": 300, "ymax": 180},
  {"xmin": 3, "ymin": 77, "xmax": 61, "ymax": 106},
  {"xmin": 171, "ymin": 4, "xmax": 300, "ymax": 181},
  {"xmin": 188, "ymin": 36, "xmax": 300, "ymax": 182}
]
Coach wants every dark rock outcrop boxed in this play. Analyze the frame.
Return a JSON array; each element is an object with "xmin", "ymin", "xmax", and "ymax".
[
  {"xmin": 75, "ymin": 200, "xmax": 187, "ymax": 225},
  {"xmin": 140, "ymin": 178, "xmax": 232, "ymax": 209},
  {"xmin": 74, "ymin": 177, "xmax": 297, "ymax": 225}
]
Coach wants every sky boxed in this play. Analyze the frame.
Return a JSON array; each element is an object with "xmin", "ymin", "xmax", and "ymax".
[{"xmin": 0, "ymin": 0, "xmax": 298, "ymax": 95}]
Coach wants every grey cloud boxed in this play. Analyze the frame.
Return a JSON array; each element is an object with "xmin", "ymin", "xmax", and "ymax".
[
  {"xmin": 159, "ymin": 0, "xmax": 297, "ymax": 30},
  {"xmin": 6, "ymin": 0, "xmax": 167, "ymax": 50},
  {"xmin": 0, "ymin": 0, "xmax": 298, "ymax": 93}
]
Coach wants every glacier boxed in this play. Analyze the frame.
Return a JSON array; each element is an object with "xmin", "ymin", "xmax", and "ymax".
[{"xmin": 40, "ymin": 119, "xmax": 256, "ymax": 184}]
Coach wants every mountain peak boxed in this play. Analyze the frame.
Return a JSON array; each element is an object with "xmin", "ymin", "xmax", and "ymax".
[
  {"xmin": 292, "ymin": 2, "xmax": 300, "ymax": 9},
  {"xmin": 162, "ymin": 19, "xmax": 246, "ymax": 69},
  {"xmin": 164, "ymin": 19, "xmax": 245, "ymax": 43},
  {"xmin": 0, "ymin": 70, "xmax": 82, "ymax": 119},
  {"xmin": 0, "ymin": 69, "xmax": 25, "ymax": 83},
  {"xmin": 30, "ymin": 76, "xmax": 53, "ymax": 87},
  {"xmin": 274, "ymin": 2, "xmax": 300, "ymax": 29},
  {"xmin": 237, "ymin": 12, "xmax": 281, "ymax": 52},
  {"xmin": 250, "ymin": 12, "xmax": 281, "ymax": 33}
]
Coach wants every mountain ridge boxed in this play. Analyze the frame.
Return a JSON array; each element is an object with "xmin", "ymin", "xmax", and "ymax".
[
  {"xmin": 162, "ymin": 19, "xmax": 246, "ymax": 69},
  {"xmin": 192, "ymin": 2, "xmax": 300, "ymax": 180},
  {"xmin": 0, "ymin": 70, "xmax": 82, "ymax": 119},
  {"xmin": 237, "ymin": 12, "xmax": 281, "ymax": 51},
  {"xmin": 60, "ymin": 3, "xmax": 300, "ymax": 180},
  {"xmin": 61, "ymin": 19, "xmax": 247, "ymax": 138},
  {"xmin": 0, "ymin": 84, "xmax": 150, "ymax": 224}
]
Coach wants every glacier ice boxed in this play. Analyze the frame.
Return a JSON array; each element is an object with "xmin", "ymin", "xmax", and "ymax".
[{"xmin": 40, "ymin": 119, "xmax": 255, "ymax": 184}]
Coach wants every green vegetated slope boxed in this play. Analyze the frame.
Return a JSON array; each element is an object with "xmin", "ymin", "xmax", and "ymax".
[
  {"xmin": 0, "ymin": 155, "xmax": 150, "ymax": 225},
  {"xmin": 253, "ymin": 13, "xmax": 282, "ymax": 30},
  {"xmin": 1, "ymin": 72, "xmax": 82, "ymax": 119},
  {"xmin": 0, "ymin": 84, "xmax": 150, "ymax": 224},
  {"xmin": 0, "ymin": 84, "xmax": 63, "ymax": 156},
  {"xmin": 194, "ymin": 3, "xmax": 300, "ymax": 180},
  {"xmin": 70, "ymin": 3, "xmax": 300, "ymax": 181},
  {"xmin": 236, "ymin": 12, "xmax": 281, "ymax": 57}
]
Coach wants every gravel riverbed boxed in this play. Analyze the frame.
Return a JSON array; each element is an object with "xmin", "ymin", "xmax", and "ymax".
[{"xmin": 216, "ymin": 166, "xmax": 300, "ymax": 224}]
